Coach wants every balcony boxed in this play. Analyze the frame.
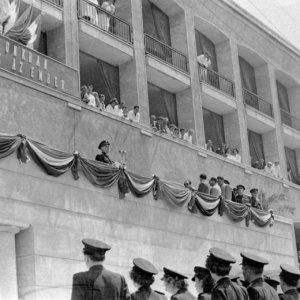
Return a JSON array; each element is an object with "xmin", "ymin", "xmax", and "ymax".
[
  {"xmin": 199, "ymin": 66, "xmax": 236, "ymax": 115},
  {"xmin": 144, "ymin": 34, "xmax": 190, "ymax": 93},
  {"xmin": 281, "ymin": 109, "xmax": 300, "ymax": 149},
  {"xmin": 243, "ymin": 89, "xmax": 275, "ymax": 133},
  {"xmin": 45, "ymin": 0, "xmax": 63, "ymax": 7},
  {"xmin": 77, "ymin": 0, "xmax": 134, "ymax": 66}
]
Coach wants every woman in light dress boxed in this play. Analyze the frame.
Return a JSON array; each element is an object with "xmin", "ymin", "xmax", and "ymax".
[{"xmin": 99, "ymin": 0, "xmax": 115, "ymax": 31}]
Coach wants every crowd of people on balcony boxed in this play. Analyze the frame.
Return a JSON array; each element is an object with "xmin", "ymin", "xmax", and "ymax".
[
  {"xmin": 252, "ymin": 159, "xmax": 283, "ymax": 180},
  {"xmin": 185, "ymin": 174, "xmax": 263, "ymax": 210},
  {"xmin": 205, "ymin": 140, "xmax": 242, "ymax": 163},
  {"xmin": 81, "ymin": 84, "xmax": 140, "ymax": 123},
  {"xmin": 72, "ymin": 238, "xmax": 300, "ymax": 300},
  {"xmin": 150, "ymin": 115, "xmax": 194, "ymax": 144},
  {"xmin": 81, "ymin": 0, "xmax": 116, "ymax": 31}
]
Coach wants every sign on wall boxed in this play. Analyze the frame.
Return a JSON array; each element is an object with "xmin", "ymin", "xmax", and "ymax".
[{"xmin": 0, "ymin": 35, "xmax": 79, "ymax": 97}]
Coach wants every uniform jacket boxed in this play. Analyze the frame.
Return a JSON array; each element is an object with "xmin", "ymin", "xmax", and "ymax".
[
  {"xmin": 131, "ymin": 287, "xmax": 167, "ymax": 300},
  {"xmin": 233, "ymin": 195, "xmax": 250, "ymax": 205},
  {"xmin": 198, "ymin": 293, "xmax": 211, "ymax": 300},
  {"xmin": 95, "ymin": 152, "xmax": 114, "ymax": 165},
  {"xmin": 71, "ymin": 265, "xmax": 131, "ymax": 300},
  {"xmin": 279, "ymin": 289, "xmax": 299, "ymax": 300},
  {"xmin": 211, "ymin": 277, "xmax": 249, "ymax": 300},
  {"xmin": 247, "ymin": 277, "xmax": 279, "ymax": 300},
  {"xmin": 250, "ymin": 197, "xmax": 262, "ymax": 209},
  {"xmin": 171, "ymin": 289, "xmax": 196, "ymax": 300},
  {"xmin": 198, "ymin": 182, "xmax": 210, "ymax": 194},
  {"xmin": 219, "ymin": 184, "xmax": 232, "ymax": 200}
]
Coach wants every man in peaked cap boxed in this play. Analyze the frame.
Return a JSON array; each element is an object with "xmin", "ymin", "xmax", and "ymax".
[
  {"xmin": 233, "ymin": 185, "xmax": 250, "ymax": 205},
  {"xmin": 279, "ymin": 264, "xmax": 300, "ymax": 300},
  {"xmin": 95, "ymin": 140, "xmax": 114, "ymax": 165},
  {"xmin": 241, "ymin": 252, "xmax": 279, "ymax": 300},
  {"xmin": 249, "ymin": 188, "xmax": 262, "ymax": 210},
  {"xmin": 264, "ymin": 274, "xmax": 280, "ymax": 291},
  {"xmin": 130, "ymin": 258, "xmax": 167, "ymax": 300},
  {"xmin": 205, "ymin": 247, "xmax": 249, "ymax": 300},
  {"xmin": 161, "ymin": 267, "xmax": 196, "ymax": 300},
  {"xmin": 192, "ymin": 266, "xmax": 214, "ymax": 300},
  {"xmin": 71, "ymin": 239, "xmax": 131, "ymax": 300}
]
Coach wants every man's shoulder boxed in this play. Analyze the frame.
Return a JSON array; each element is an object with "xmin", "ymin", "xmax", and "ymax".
[
  {"xmin": 73, "ymin": 270, "xmax": 93, "ymax": 281},
  {"xmin": 101, "ymin": 268, "xmax": 124, "ymax": 281}
]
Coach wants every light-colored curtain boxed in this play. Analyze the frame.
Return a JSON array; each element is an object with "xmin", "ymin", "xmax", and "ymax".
[
  {"xmin": 148, "ymin": 83, "xmax": 178, "ymax": 125},
  {"xmin": 239, "ymin": 56, "xmax": 258, "ymax": 109},
  {"xmin": 248, "ymin": 129, "xmax": 265, "ymax": 166},
  {"xmin": 277, "ymin": 80, "xmax": 292, "ymax": 126},
  {"xmin": 203, "ymin": 108, "xmax": 225, "ymax": 149},
  {"xmin": 285, "ymin": 147, "xmax": 298, "ymax": 183}
]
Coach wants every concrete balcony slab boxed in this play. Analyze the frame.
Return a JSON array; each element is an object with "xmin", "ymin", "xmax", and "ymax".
[
  {"xmin": 78, "ymin": 20, "xmax": 134, "ymax": 66},
  {"xmin": 201, "ymin": 83, "xmax": 237, "ymax": 115},
  {"xmin": 145, "ymin": 55, "xmax": 191, "ymax": 93},
  {"xmin": 246, "ymin": 106, "xmax": 276, "ymax": 134},
  {"xmin": 282, "ymin": 124, "xmax": 300, "ymax": 149}
]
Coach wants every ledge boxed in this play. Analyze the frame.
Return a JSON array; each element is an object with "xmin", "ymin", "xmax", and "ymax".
[
  {"xmin": 198, "ymin": 151, "xmax": 207, "ymax": 158},
  {"xmin": 67, "ymin": 102, "xmax": 82, "ymax": 111},
  {"xmin": 283, "ymin": 183, "xmax": 290, "ymax": 189},
  {"xmin": 140, "ymin": 130, "xmax": 153, "ymax": 138},
  {"xmin": 244, "ymin": 169, "xmax": 253, "ymax": 175}
]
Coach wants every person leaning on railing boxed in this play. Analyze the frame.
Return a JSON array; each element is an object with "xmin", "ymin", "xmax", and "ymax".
[
  {"xmin": 197, "ymin": 51, "xmax": 211, "ymax": 81},
  {"xmin": 99, "ymin": 0, "xmax": 115, "ymax": 31}
]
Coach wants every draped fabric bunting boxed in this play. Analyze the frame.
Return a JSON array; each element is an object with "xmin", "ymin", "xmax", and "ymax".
[{"xmin": 0, "ymin": 133, "xmax": 275, "ymax": 228}]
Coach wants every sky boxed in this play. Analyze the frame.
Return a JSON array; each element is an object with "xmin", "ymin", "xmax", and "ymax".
[{"xmin": 231, "ymin": 0, "xmax": 300, "ymax": 51}]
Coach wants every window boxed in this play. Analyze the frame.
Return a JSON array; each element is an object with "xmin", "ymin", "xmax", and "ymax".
[{"xmin": 248, "ymin": 129, "xmax": 265, "ymax": 167}]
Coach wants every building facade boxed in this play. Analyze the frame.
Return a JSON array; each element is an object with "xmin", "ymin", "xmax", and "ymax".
[{"xmin": 0, "ymin": 0, "xmax": 300, "ymax": 299}]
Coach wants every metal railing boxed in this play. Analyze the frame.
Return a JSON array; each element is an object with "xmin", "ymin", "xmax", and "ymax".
[
  {"xmin": 45, "ymin": 0, "xmax": 63, "ymax": 7},
  {"xmin": 243, "ymin": 88, "xmax": 273, "ymax": 117},
  {"xmin": 78, "ymin": 0, "xmax": 132, "ymax": 44},
  {"xmin": 199, "ymin": 66, "xmax": 235, "ymax": 97},
  {"xmin": 280, "ymin": 109, "xmax": 300, "ymax": 132},
  {"xmin": 144, "ymin": 34, "xmax": 189, "ymax": 73}
]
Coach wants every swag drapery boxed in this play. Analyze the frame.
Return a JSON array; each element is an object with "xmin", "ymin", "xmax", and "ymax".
[
  {"xmin": 203, "ymin": 108, "xmax": 225, "ymax": 150},
  {"xmin": 248, "ymin": 129, "xmax": 265, "ymax": 166},
  {"xmin": 0, "ymin": 133, "xmax": 274, "ymax": 228}
]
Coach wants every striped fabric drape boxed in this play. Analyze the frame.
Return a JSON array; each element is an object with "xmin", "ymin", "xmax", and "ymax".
[{"xmin": 0, "ymin": 133, "xmax": 274, "ymax": 228}]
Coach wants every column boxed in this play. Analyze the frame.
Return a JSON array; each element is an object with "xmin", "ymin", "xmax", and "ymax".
[
  {"xmin": 229, "ymin": 38, "xmax": 251, "ymax": 164},
  {"xmin": 0, "ymin": 225, "xmax": 21, "ymax": 300},
  {"xmin": 183, "ymin": 9, "xmax": 205, "ymax": 147},
  {"xmin": 268, "ymin": 65, "xmax": 288, "ymax": 179}
]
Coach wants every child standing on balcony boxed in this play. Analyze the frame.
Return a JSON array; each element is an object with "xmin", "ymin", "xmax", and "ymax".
[{"xmin": 99, "ymin": 0, "xmax": 116, "ymax": 31}]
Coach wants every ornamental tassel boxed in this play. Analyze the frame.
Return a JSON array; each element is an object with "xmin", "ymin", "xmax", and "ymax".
[
  {"xmin": 245, "ymin": 207, "xmax": 251, "ymax": 227},
  {"xmin": 16, "ymin": 136, "xmax": 30, "ymax": 164},
  {"xmin": 188, "ymin": 193, "xmax": 197, "ymax": 214},
  {"xmin": 71, "ymin": 151, "xmax": 80, "ymax": 180},
  {"xmin": 152, "ymin": 175, "xmax": 159, "ymax": 200},
  {"xmin": 118, "ymin": 168, "xmax": 129, "ymax": 199},
  {"xmin": 269, "ymin": 209, "xmax": 274, "ymax": 227},
  {"xmin": 218, "ymin": 197, "xmax": 225, "ymax": 216}
]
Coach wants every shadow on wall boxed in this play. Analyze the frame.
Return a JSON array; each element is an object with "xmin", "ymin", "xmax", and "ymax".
[{"xmin": 260, "ymin": 191, "xmax": 295, "ymax": 217}]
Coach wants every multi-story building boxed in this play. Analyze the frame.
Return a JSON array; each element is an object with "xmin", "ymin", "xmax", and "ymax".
[{"xmin": 0, "ymin": 0, "xmax": 300, "ymax": 299}]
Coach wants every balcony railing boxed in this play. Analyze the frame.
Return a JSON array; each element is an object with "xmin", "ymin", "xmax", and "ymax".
[
  {"xmin": 199, "ymin": 66, "xmax": 235, "ymax": 98},
  {"xmin": 144, "ymin": 34, "xmax": 189, "ymax": 73},
  {"xmin": 78, "ymin": 0, "xmax": 132, "ymax": 44},
  {"xmin": 243, "ymin": 88, "xmax": 273, "ymax": 118},
  {"xmin": 45, "ymin": 0, "xmax": 63, "ymax": 7},
  {"xmin": 281, "ymin": 109, "xmax": 300, "ymax": 132}
]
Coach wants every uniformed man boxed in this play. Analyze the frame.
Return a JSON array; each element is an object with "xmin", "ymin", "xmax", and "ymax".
[
  {"xmin": 192, "ymin": 266, "xmax": 214, "ymax": 300},
  {"xmin": 279, "ymin": 264, "xmax": 300, "ymax": 300},
  {"xmin": 240, "ymin": 252, "xmax": 279, "ymax": 300},
  {"xmin": 95, "ymin": 140, "xmax": 114, "ymax": 165},
  {"xmin": 71, "ymin": 239, "xmax": 131, "ymax": 300},
  {"xmin": 249, "ymin": 188, "xmax": 262, "ymax": 209},
  {"xmin": 233, "ymin": 185, "xmax": 250, "ymax": 205},
  {"xmin": 161, "ymin": 267, "xmax": 196, "ymax": 300},
  {"xmin": 205, "ymin": 247, "xmax": 249, "ymax": 300},
  {"xmin": 130, "ymin": 257, "xmax": 167, "ymax": 300}
]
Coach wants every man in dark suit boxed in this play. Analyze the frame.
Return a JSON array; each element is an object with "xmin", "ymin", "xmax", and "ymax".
[
  {"xmin": 95, "ymin": 140, "xmax": 114, "ymax": 165},
  {"xmin": 205, "ymin": 247, "xmax": 249, "ymax": 300},
  {"xmin": 71, "ymin": 239, "xmax": 131, "ymax": 300},
  {"xmin": 130, "ymin": 257, "xmax": 167, "ymax": 300},
  {"xmin": 240, "ymin": 252, "xmax": 279, "ymax": 300},
  {"xmin": 198, "ymin": 174, "xmax": 210, "ymax": 194},
  {"xmin": 233, "ymin": 185, "xmax": 250, "ymax": 205},
  {"xmin": 279, "ymin": 264, "xmax": 300, "ymax": 300},
  {"xmin": 249, "ymin": 188, "xmax": 262, "ymax": 209}
]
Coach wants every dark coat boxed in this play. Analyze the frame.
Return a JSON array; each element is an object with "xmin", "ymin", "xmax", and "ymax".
[
  {"xmin": 247, "ymin": 277, "xmax": 280, "ymax": 300},
  {"xmin": 233, "ymin": 195, "xmax": 250, "ymax": 205},
  {"xmin": 171, "ymin": 289, "xmax": 196, "ymax": 300},
  {"xmin": 250, "ymin": 197, "xmax": 262, "ymax": 209},
  {"xmin": 198, "ymin": 293, "xmax": 211, "ymax": 300},
  {"xmin": 279, "ymin": 289, "xmax": 299, "ymax": 300},
  {"xmin": 131, "ymin": 287, "xmax": 167, "ymax": 300},
  {"xmin": 95, "ymin": 152, "xmax": 114, "ymax": 165},
  {"xmin": 198, "ymin": 182, "xmax": 210, "ymax": 194},
  {"xmin": 71, "ymin": 265, "xmax": 131, "ymax": 300},
  {"xmin": 211, "ymin": 277, "xmax": 249, "ymax": 300}
]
